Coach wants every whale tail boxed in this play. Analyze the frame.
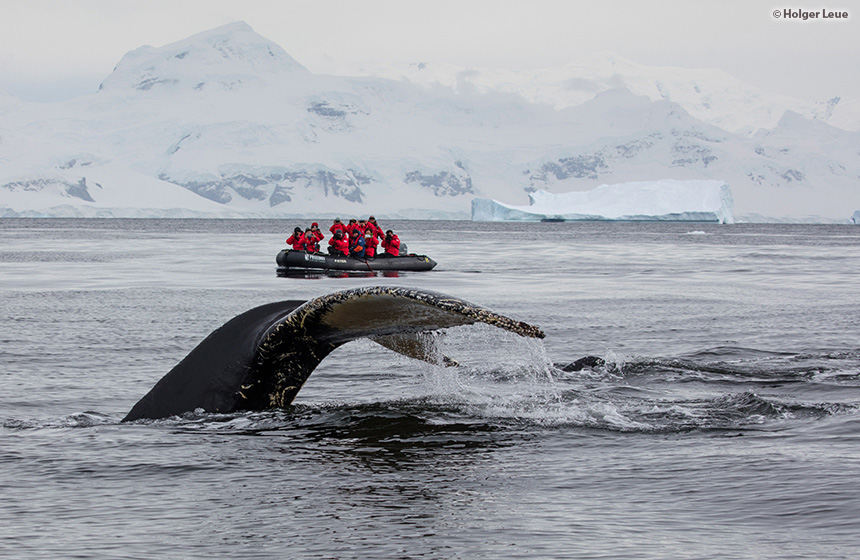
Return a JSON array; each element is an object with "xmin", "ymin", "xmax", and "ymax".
[{"xmin": 123, "ymin": 286, "xmax": 544, "ymax": 421}]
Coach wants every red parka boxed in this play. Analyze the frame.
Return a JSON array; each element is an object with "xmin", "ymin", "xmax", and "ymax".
[
  {"xmin": 346, "ymin": 221, "xmax": 361, "ymax": 237},
  {"xmin": 381, "ymin": 234, "xmax": 400, "ymax": 256},
  {"xmin": 366, "ymin": 220, "xmax": 384, "ymax": 238},
  {"xmin": 286, "ymin": 233, "xmax": 305, "ymax": 250},
  {"xmin": 309, "ymin": 226, "xmax": 325, "ymax": 243},
  {"xmin": 363, "ymin": 233, "xmax": 379, "ymax": 257},
  {"xmin": 302, "ymin": 233, "xmax": 319, "ymax": 253},
  {"xmin": 328, "ymin": 233, "xmax": 349, "ymax": 256}
]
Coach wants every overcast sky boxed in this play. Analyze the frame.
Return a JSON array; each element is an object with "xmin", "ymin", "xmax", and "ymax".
[{"xmin": 1, "ymin": 0, "xmax": 858, "ymax": 103}]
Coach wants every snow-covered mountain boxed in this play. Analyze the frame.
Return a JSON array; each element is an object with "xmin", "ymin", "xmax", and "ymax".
[
  {"xmin": 1, "ymin": 22, "xmax": 858, "ymax": 222},
  {"xmin": 350, "ymin": 53, "xmax": 860, "ymax": 135}
]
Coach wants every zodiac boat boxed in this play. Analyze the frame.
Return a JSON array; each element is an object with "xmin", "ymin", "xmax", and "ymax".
[{"xmin": 276, "ymin": 249, "xmax": 437, "ymax": 273}]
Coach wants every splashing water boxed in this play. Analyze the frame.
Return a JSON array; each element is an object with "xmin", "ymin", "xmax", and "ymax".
[
  {"xmin": 387, "ymin": 327, "xmax": 860, "ymax": 433},
  {"xmin": 408, "ymin": 325, "xmax": 583, "ymax": 425}
]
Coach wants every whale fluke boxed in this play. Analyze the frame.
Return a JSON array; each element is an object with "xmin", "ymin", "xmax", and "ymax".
[{"xmin": 123, "ymin": 286, "xmax": 544, "ymax": 421}]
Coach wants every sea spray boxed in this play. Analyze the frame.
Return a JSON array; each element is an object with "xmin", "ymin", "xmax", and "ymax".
[{"xmin": 410, "ymin": 325, "xmax": 563, "ymax": 421}]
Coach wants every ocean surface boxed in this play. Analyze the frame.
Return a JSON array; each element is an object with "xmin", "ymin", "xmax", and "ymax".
[{"xmin": 1, "ymin": 218, "xmax": 859, "ymax": 560}]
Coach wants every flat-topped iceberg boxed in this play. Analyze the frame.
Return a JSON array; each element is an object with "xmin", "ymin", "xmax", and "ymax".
[{"xmin": 472, "ymin": 179, "xmax": 734, "ymax": 224}]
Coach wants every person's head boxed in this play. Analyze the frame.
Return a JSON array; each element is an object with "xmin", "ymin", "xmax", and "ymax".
[
  {"xmin": 294, "ymin": 227, "xmax": 302, "ymax": 235},
  {"xmin": 349, "ymin": 219, "xmax": 357, "ymax": 224},
  {"xmin": 334, "ymin": 230, "xmax": 343, "ymax": 238},
  {"xmin": 385, "ymin": 230, "xmax": 393, "ymax": 236},
  {"xmin": 334, "ymin": 218, "xmax": 341, "ymax": 224},
  {"xmin": 350, "ymin": 229, "xmax": 359, "ymax": 237},
  {"xmin": 368, "ymin": 216, "xmax": 376, "ymax": 222},
  {"xmin": 305, "ymin": 228, "xmax": 312, "ymax": 234},
  {"xmin": 364, "ymin": 231, "xmax": 372, "ymax": 239},
  {"xmin": 311, "ymin": 222, "xmax": 319, "ymax": 228}
]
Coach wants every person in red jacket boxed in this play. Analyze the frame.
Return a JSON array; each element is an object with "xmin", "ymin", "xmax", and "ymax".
[
  {"xmin": 363, "ymin": 230, "xmax": 378, "ymax": 257},
  {"xmin": 362, "ymin": 217, "xmax": 382, "ymax": 251},
  {"xmin": 329, "ymin": 218, "xmax": 347, "ymax": 237},
  {"xmin": 366, "ymin": 216, "xmax": 384, "ymax": 238},
  {"xmin": 327, "ymin": 229, "xmax": 349, "ymax": 256},
  {"xmin": 301, "ymin": 228, "xmax": 320, "ymax": 253},
  {"xmin": 309, "ymin": 223, "xmax": 325, "ymax": 245},
  {"xmin": 286, "ymin": 227, "xmax": 305, "ymax": 250},
  {"xmin": 380, "ymin": 230, "xmax": 400, "ymax": 257}
]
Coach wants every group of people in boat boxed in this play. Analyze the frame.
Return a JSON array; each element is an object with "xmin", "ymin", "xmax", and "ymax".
[{"xmin": 286, "ymin": 216, "xmax": 402, "ymax": 259}]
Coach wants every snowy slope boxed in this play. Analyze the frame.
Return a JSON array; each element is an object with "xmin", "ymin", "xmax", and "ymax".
[
  {"xmin": 1, "ymin": 22, "xmax": 858, "ymax": 222},
  {"xmin": 98, "ymin": 21, "xmax": 310, "ymax": 94},
  {"xmin": 0, "ymin": 162, "xmax": 241, "ymax": 218},
  {"xmin": 350, "ymin": 53, "xmax": 860, "ymax": 135}
]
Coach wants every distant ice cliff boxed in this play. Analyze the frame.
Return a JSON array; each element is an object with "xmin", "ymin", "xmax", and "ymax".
[{"xmin": 472, "ymin": 180, "xmax": 734, "ymax": 224}]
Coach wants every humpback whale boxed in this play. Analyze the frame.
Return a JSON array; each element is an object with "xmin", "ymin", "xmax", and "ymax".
[{"xmin": 123, "ymin": 286, "xmax": 545, "ymax": 421}]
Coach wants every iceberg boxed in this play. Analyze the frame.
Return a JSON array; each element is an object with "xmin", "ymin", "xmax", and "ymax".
[
  {"xmin": 472, "ymin": 180, "xmax": 734, "ymax": 224},
  {"xmin": 852, "ymin": 210, "xmax": 860, "ymax": 224}
]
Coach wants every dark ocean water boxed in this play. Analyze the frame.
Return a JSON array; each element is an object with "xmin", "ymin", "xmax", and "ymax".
[{"xmin": 1, "ymin": 218, "xmax": 859, "ymax": 559}]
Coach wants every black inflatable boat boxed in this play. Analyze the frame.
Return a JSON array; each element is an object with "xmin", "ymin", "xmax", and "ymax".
[{"xmin": 276, "ymin": 249, "xmax": 437, "ymax": 273}]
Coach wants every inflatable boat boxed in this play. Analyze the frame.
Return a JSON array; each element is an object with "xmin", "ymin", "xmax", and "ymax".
[{"xmin": 276, "ymin": 249, "xmax": 437, "ymax": 273}]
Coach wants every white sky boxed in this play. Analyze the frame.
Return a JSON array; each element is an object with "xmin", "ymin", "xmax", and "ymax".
[{"xmin": 1, "ymin": 0, "xmax": 858, "ymax": 102}]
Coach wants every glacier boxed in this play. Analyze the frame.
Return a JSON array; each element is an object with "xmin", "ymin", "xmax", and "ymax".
[
  {"xmin": 1, "ymin": 22, "xmax": 859, "ymax": 222},
  {"xmin": 472, "ymin": 180, "xmax": 734, "ymax": 224},
  {"xmin": 349, "ymin": 53, "xmax": 860, "ymax": 135}
]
